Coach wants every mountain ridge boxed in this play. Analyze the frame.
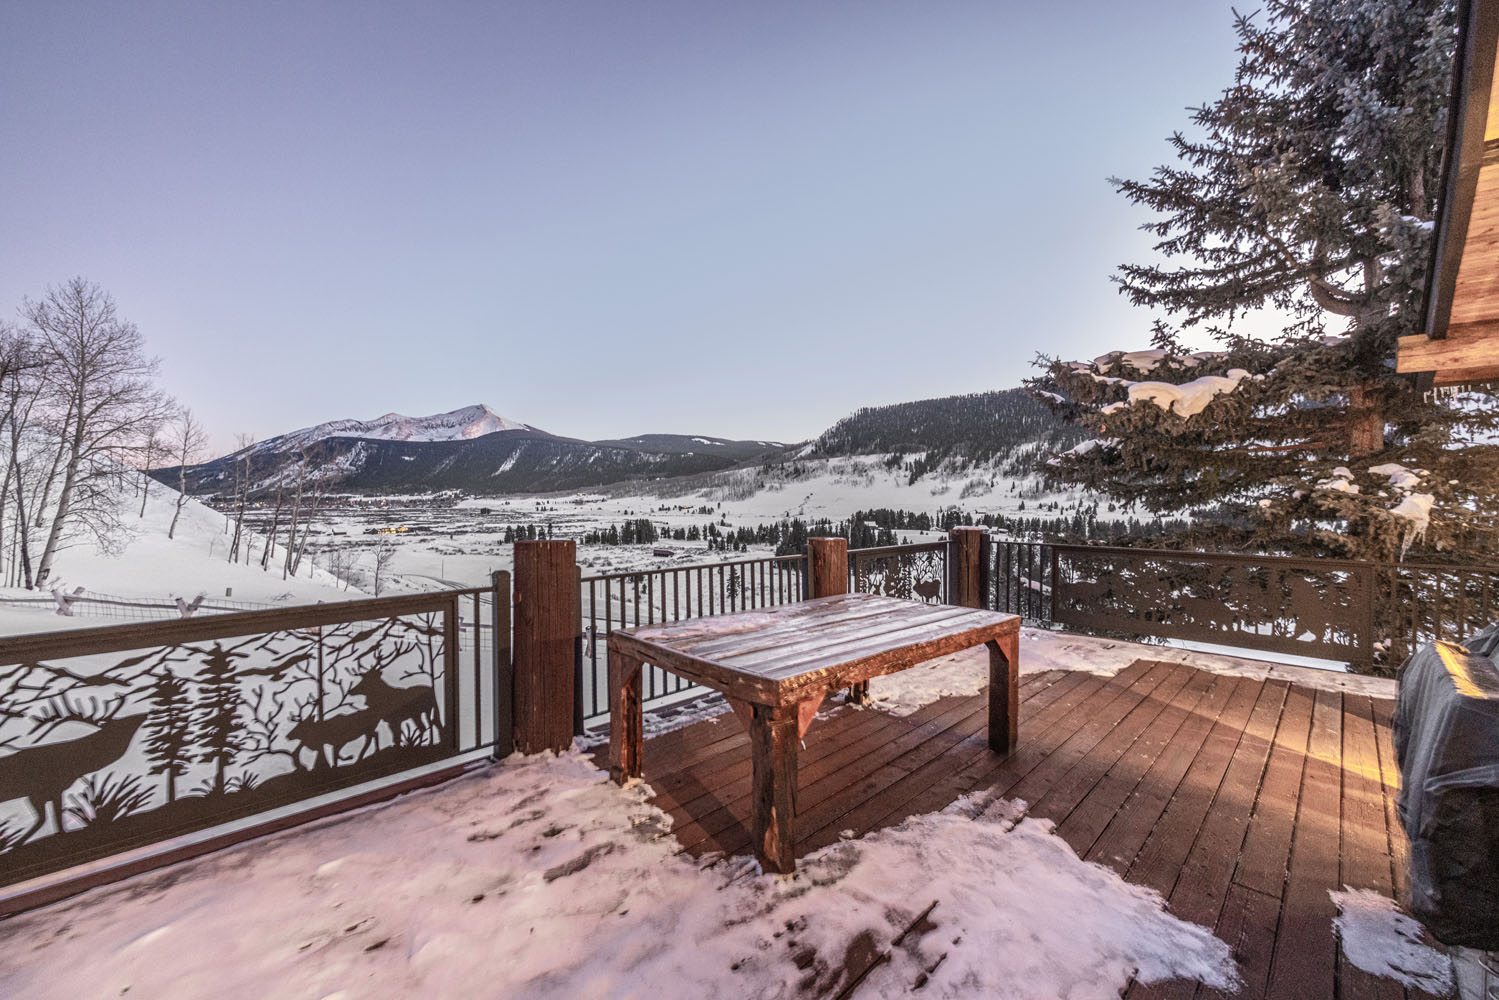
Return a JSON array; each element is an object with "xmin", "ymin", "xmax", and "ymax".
[{"xmin": 161, "ymin": 388, "xmax": 1079, "ymax": 496}]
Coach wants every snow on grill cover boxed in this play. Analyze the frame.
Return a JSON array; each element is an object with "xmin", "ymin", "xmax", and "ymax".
[{"xmin": 1394, "ymin": 622, "xmax": 1499, "ymax": 949}]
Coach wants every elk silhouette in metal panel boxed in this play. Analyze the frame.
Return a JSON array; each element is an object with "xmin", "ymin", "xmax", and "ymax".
[
  {"xmin": 0, "ymin": 695, "xmax": 148, "ymax": 843},
  {"xmin": 350, "ymin": 667, "xmax": 438, "ymax": 749},
  {"xmin": 854, "ymin": 551, "xmax": 942, "ymax": 603},
  {"xmin": 286, "ymin": 704, "xmax": 385, "ymax": 770}
]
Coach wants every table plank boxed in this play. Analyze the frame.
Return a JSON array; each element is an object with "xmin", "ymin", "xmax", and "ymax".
[{"xmin": 713, "ymin": 605, "xmax": 983, "ymax": 668}]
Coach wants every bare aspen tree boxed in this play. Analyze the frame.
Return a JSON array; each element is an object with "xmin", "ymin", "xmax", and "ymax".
[
  {"xmin": 282, "ymin": 449, "xmax": 309, "ymax": 580},
  {"xmin": 325, "ymin": 546, "xmax": 357, "ymax": 591},
  {"xmin": 289, "ymin": 481, "xmax": 324, "ymax": 577},
  {"xmin": 22, "ymin": 279, "xmax": 167, "ymax": 587},
  {"xmin": 166, "ymin": 407, "xmax": 207, "ymax": 540},
  {"xmin": 227, "ymin": 433, "xmax": 254, "ymax": 563},
  {"xmin": 261, "ymin": 481, "xmax": 284, "ymax": 571},
  {"xmin": 372, "ymin": 536, "xmax": 397, "ymax": 596},
  {"xmin": 0, "ymin": 325, "xmax": 48, "ymax": 587},
  {"xmin": 135, "ymin": 409, "xmax": 169, "ymax": 518}
]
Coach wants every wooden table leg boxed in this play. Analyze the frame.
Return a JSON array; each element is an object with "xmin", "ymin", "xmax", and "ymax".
[
  {"xmin": 608, "ymin": 649, "xmax": 643, "ymax": 785},
  {"xmin": 749, "ymin": 702, "xmax": 798, "ymax": 874},
  {"xmin": 986, "ymin": 633, "xmax": 1019, "ymax": 753}
]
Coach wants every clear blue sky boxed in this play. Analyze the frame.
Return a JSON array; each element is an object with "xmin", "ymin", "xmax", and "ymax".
[{"xmin": 2, "ymin": 1, "xmax": 1253, "ymax": 456}]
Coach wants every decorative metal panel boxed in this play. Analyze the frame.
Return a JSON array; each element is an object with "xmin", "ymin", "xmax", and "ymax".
[{"xmin": 0, "ymin": 598, "xmax": 464, "ymax": 887}]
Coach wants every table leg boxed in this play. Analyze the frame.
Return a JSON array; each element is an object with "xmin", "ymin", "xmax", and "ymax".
[
  {"xmin": 986, "ymin": 633, "xmax": 1019, "ymax": 753},
  {"xmin": 847, "ymin": 680, "xmax": 870, "ymax": 704},
  {"xmin": 749, "ymin": 702, "xmax": 798, "ymax": 874},
  {"xmin": 608, "ymin": 651, "xmax": 643, "ymax": 785}
]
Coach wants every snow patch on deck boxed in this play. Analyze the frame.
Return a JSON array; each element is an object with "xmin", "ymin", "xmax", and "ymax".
[{"xmin": 1331, "ymin": 888, "xmax": 1453, "ymax": 995}]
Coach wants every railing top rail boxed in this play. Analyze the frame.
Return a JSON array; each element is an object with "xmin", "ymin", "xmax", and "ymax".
[
  {"xmin": 443, "ymin": 586, "xmax": 494, "ymax": 598},
  {"xmin": 1038, "ymin": 542, "xmax": 1374, "ymax": 571},
  {"xmin": 847, "ymin": 541, "xmax": 948, "ymax": 559},
  {"xmin": 580, "ymin": 552, "xmax": 807, "ymax": 585},
  {"xmin": 0, "ymin": 590, "xmax": 464, "ymax": 663},
  {"xmin": 1027, "ymin": 541, "xmax": 1496, "ymax": 575},
  {"xmin": 1373, "ymin": 560, "xmax": 1499, "ymax": 574}
]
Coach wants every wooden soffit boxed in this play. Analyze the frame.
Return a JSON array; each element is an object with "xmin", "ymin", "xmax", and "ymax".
[{"xmin": 1403, "ymin": 0, "xmax": 1499, "ymax": 386}]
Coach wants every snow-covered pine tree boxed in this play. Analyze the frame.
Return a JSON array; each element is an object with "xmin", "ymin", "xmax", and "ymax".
[{"xmin": 1029, "ymin": 0, "xmax": 1499, "ymax": 560}]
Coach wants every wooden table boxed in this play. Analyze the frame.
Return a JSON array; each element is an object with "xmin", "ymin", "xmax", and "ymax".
[{"xmin": 607, "ymin": 593, "xmax": 1022, "ymax": 873}]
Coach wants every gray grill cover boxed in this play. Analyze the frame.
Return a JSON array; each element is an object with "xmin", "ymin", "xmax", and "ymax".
[{"xmin": 1395, "ymin": 623, "xmax": 1499, "ymax": 949}]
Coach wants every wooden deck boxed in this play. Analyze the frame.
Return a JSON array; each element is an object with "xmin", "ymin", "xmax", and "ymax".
[{"xmin": 593, "ymin": 657, "xmax": 1441, "ymax": 1000}]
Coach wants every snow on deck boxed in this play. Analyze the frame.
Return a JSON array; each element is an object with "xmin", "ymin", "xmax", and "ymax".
[
  {"xmin": 1, "ymin": 750, "xmax": 1237, "ymax": 999},
  {"xmin": 855, "ymin": 628, "xmax": 1395, "ymax": 718}
]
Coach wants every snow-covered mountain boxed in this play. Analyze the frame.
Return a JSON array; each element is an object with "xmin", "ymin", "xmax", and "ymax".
[
  {"xmin": 159, "ymin": 387, "xmax": 1082, "ymax": 498},
  {"xmin": 159, "ymin": 406, "xmax": 792, "ymax": 497},
  {"xmin": 267, "ymin": 404, "xmax": 536, "ymax": 450}
]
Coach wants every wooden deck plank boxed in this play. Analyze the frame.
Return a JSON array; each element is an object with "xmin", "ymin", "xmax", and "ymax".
[
  {"xmin": 962, "ymin": 661, "xmax": 1181, "ymax": 805},
  {"xmin": 1199, "ymin": 883, "xmax": 1283, "ymax": 1000},
  {"xmin": 1084, "ymin": 671, "xmax": 1240, "ymax": 874},
  {"xmin": 1126, "ymin": 679, "xmax": 1290, "ymax": 1000},
  {"xmin": 1052, "ymin": 667, "xmax": 1221, "ymax": 856},
  {"xmin": 1369, "ymin": 697, "xmax": 1411, "ymax": 905},
  {"xmin": 1338, "ymin": 694, "xmax": 1403, "ymax": 1000},
  {"xmin": 679, "ymin": 669, "xmax": 1067, "ymax": 857},
  {"xmin": 623, "ymin": 658, "xmax": 1413, "ymax": 1000},
  {"xmin": 667, "ymin": 689, "xmax": 1000, "ymax": 854},
  {"xmin": 811, "ymin": 668, "xmax": 1112, "ymax": 845},
  {"xmin": 1124, "ymin": 675, "xmax": 1265, "ymax": 893},
  {"xmin": 1264, "ymin": 688, "xmax": 1343, "ymax": 1000},
  {"xmin": 1233, "ymin": 685, "xmax": 1316, "ymax": 899},
  {"xmin": 1024, "ymin": 664, "xmax": 1200, "ymax": 829},
  {"xmin": 1120, "ymin": 677, "xmax": 1266, "ymax": 1000}
]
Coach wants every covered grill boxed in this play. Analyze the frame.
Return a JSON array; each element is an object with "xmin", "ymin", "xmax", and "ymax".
[{"xmin": 1395, "ymin": 624, "xmax": 1499, "ymax": 950}]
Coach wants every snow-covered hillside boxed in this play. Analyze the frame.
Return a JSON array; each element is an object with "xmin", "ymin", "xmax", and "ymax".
[{"xmin": 0, "ymin": 481, "xmax": 356, "ymax": 637}]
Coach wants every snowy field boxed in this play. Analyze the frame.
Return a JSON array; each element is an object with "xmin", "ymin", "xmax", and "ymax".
[{"xmin": 292, "ymin": 454, "xmax": 1091, "ymax": 590}]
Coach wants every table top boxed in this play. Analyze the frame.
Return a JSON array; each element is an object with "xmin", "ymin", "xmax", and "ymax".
[{"xmin": 608, "ymin": 592, "xmax": 1020, "ymax": 705}]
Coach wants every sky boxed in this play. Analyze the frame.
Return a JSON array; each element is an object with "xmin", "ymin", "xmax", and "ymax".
[{"xmin": 2, "ymin": 1, "xmax": 1263, "ymax": 456}]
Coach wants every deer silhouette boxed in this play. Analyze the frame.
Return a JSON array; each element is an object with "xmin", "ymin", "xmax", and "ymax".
[
  {"xmin": 0, "ymin": 697, "xmax": 149, "ymax": 843},
  {"xmin": 350, "ymin": 669, "xmax": 438, "ymax": 749},
  {"xmin": 286, "ymin": 707, "xmax": 384, "ymax": 770},
  {"xmin": 913, "ymin": 579, "xmax": 941, "ymax": 603}
]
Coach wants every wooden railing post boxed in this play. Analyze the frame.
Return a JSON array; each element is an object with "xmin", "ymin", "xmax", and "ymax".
[
  {"xmin": 949, "ymin": 527, "xmax": 990, "ymax": 609},
  {"xmin": 808, "ymin": 537, "xmax": 848, "ymax": 599},
  {"xmin": 513, "ymin": 539, "xmax": 579, "ymax": 754},
  {"xmin": 808, "ymin": 537, "xmax": 862, "ymax": 702}
]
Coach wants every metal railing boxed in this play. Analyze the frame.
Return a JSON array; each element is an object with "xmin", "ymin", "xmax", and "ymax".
[
  {"xmin": 848, "ymin": 541, "xmax": 948, "ymax": 604},
  {"xmin": 1377, "ymin": 561, "xmax": 1499, "ymax": 662},
  {"xmin": 0, "ymin": 578, "xmax": 510, "ymax": 889},
  {"xmin": 578, "ymin": 555, "xmax": 808, "ymax": 723},
  {"xmin": 0, "ymin": 590, "xmax": 282, "ymax": 622},
  {"xmin": 992, "ymin": 540, "xmax": 1499, "ymax": 671},
  {"xmin": 576, "ymin": 541, "xmax": 954, "ymax": 726}
]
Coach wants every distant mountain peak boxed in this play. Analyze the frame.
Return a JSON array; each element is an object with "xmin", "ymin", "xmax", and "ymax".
[{"xmin": 278, "ymin": 404, "xmax": 536, "ymax": 449}]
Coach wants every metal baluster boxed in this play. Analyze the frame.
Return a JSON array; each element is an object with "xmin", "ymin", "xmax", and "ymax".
[{"xmin": 472, "ymin": 592, "xmax": 482, "ymax": 749}]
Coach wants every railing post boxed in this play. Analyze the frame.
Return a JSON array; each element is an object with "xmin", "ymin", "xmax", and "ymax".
[
  {"xmin": 490, "ymin": 570, "xmax": 513, "ymax": 760},
  {"xmin": 808, "ymin": 537, "xmax": 848, "ymax": 599},
  {"xmin": 949, "ymin": 527, "xmax": 989, "ymax": 609},
  {"xmin": 512, "ymin": 540, "xmax": 579, "ymax": 754},
  {"xmin": 809, "ymin": 537, "xmax": 862, "ymax": 702}
]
